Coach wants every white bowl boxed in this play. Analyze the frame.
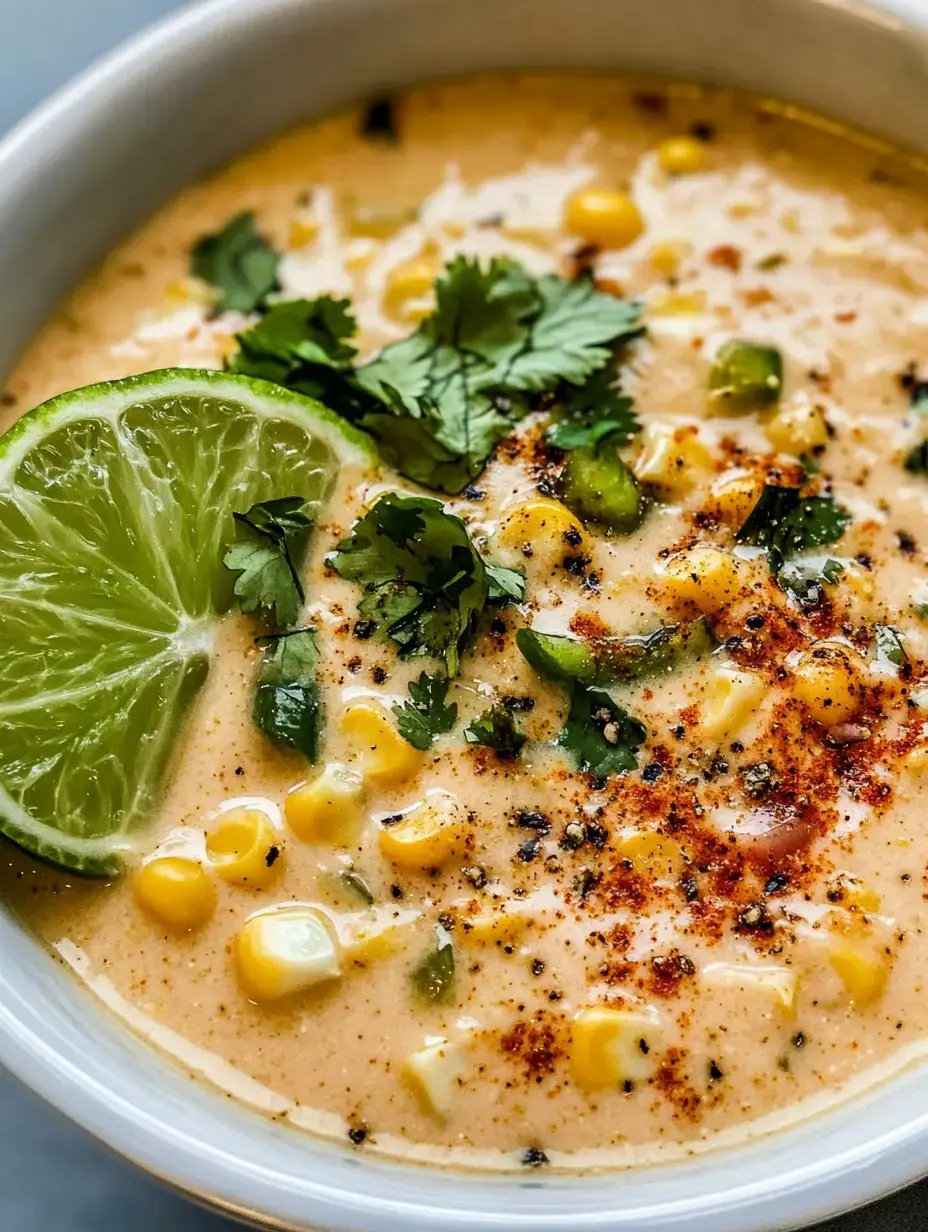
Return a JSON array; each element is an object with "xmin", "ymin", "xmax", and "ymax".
[{"xmin": 3, "ymin": 0, "xmax": 928, "ymax": 1227}]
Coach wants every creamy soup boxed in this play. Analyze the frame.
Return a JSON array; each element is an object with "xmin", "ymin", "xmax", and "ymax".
[{"xmin": 4, "ymin": 74, "xmax": 928, "ymax": 1172}]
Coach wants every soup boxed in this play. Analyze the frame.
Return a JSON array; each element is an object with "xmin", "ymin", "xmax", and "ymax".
[{"xmin": 3, "ymin": 74, "xmax": 928, "ymax": 1172}]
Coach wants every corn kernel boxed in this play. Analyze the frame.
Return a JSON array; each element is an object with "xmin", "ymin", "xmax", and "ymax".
[
  {"xmin": 702, "ymin": 667, "xmax": 766, "ymax": 741},
  {"xmin": 634, "ymin": 422, "xmax": 714, "ymax": 496},
  {"xmin": 614, "ymin": 831, "xmax": 685, "ymax": 881},
  {"xmin": 285, "ymin": 763, "xmax": 366, "ymax": 845},
  {"xmin": 709, "ymin": 469, "xmax": 764, "ymax": 525},
  {"xmin": 403, "ymin": 1039, "xmax": 467, "ymax": 1121},
  {"xmin": 570, "ymin": 1006, "xmax": 662, "ymax": 1093},
  {"xmin": 660, "ymin": 545, "xmax": 743, "ymax": 613},
  {"xmin": 827, "ymin": 872, "xmax": 880, "ymax": 914},
  {"xmin": 340, "ymin": 906, "xmax": 421, "ymax": 964},
  {"xmin": 702, "ymin": 962, "xmax": 799, "ymax": 1018},
  {"xmin": 563, "ymin": 188, "xmax": 644, "ymax": 251},
  {"xmin": 764, "ymin": 403, "xmax": 828, "ymax": 456},
  {"xmin": 462, "ymin": 904, "xmax": 530, "ymax": 946},
  {"xmin": 378, "ymin": 794, "xmax": 466, "ymax": 869},
  {"xmin": 828, "ymin": 941, "xmax": 889, "ymax": 1007},
  {"xmin": 498, "ymin": 497, "xmax": 583, "ymax": 559},
  {"xmin": 288, "ymin": 217, "xmax": 319, "ymax": 248},
  {"xmin": 341, "ymin": 703, "xmax": 421, "ymax": 787},
  {"xmin": 383, "ymin": 254, "xmax": 438, "ymax": 323},
  {"xmin": 205, "ymin": 807, "xmax": 282, "ymax": 888},
  {"xmin": 906, "ymin": 746, "xmax": 928, "ymax": 778},
  {"xmin": 792, "ymin": 642, "xmax": 862, "ymax": 726},
  {"xmin": 658, "ymin": 137, "xmax": 709, "ymax": 176},
  {"xmin": 134, "ymin": 857, "xmax": 216, "ymax": 933},
  {"xmin": 649, "ymin": 239, "xmax": 692, "ymax": 278},
  {"xmin": 347, "ymin": 202, "xmax": 417, "ymax": 240},
  {"xmin": 649, "ymin": 289, "xmax": 707, "ymax": 316},
  {"xmin": 235, "ymin": 906, "xmax": 341, "ymax": 1002}
]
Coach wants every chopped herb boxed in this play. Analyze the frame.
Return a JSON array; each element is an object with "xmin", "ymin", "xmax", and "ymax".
[
  {"xmin": 874, "ymin": 624, "xmax": 907, "ymax": 668},
  {"xmin": 224, "ymin": 497, "xmax": 313, "ymax": 627},
  {"xmin": 778, "ymin": 557, "xmax": 845, "ymax": 609},
  {"xmin": 191, "ymin": 211, "xmax": 280, "ymax": 315},
  {"xmin": 557, "ymin": 686, "xmax": 646, "ymax": 778},
  {"xmin": 465, "ymin": 706, "xmax": 527, "ymax": 758},
  {"xmin": 485, "ymin": 561, "xmax": 526, "ymax": 604},
  {"xmin": 410, "ymin": 924, "xmax": 455, "ymax": 1005},
  {"xmin": 516, "ymin": 617, "xmax": 715, "ymax": 688},
  {"xmin": 327, "ymin": 494, "xmax": 489, "ymax": 675},
  {"xmin": 252, "ymin": 628, "xmax": 322, "ymax": 761},
  {"xmin": 360, "ymin": 96, "xmax": 399, "ymax": 143},
  {"xmin": 545, "ymin": 366, "xmax": 641, "ymax": 452},
  {"xmin": 756, "ymin": 252, "xmax": 787, "ymax": 272},
  {"xmin": 392, "ymin": 671, "xmax": 458, "ymax": 750},
  {"xmin": 735, "ymin": 484, "xmax": 851, "ymax": 583},
  {"xmin": 709, "ymin": 339, "xmax": 783, "ymax": 410}
]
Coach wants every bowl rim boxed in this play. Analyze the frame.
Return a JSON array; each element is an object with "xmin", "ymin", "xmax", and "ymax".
[{"xmin": 4, "ymin": 0, "xmax": 928, "ymax": 1229}]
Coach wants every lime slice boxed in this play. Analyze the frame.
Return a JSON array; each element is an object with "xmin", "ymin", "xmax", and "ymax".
[{"xmin": 0, "ymin": 368, "xmax": 375, "ymax": 875}]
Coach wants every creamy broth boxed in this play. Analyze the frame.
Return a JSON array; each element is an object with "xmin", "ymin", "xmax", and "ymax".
[{"xmin": 4, "ymin": 73, "xmax": 928, "ymax": 1171}]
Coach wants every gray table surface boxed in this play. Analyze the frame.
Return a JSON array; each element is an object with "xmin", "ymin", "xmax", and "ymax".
[{"xmin": 1, "ymin": 2, "xmax": 927, "ymax": 1228}]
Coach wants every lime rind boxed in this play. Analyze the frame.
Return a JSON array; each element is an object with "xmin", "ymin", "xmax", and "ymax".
[{"xmin": 0, "ymin": 368, "xmax": 377, "ymax": 875}]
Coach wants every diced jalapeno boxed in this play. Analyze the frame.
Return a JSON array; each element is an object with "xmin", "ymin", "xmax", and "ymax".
[
  {"xmin": 709, "ymin": 339, "xmax": 783, "ymax": 410},
  {"xmin": 410, "ymin": 924, "xmax": 455, "ymax": 1005},
  {"xmin": 559, "ymin": 444, "xmax": 644, "ymax": 532},
  {"xmin": 339, "ymin": 868, "xmax": 376, "ymax": 906},
  {"xmin": 516, "ymin": 617, "xmax": 715, "ymax": 688}
]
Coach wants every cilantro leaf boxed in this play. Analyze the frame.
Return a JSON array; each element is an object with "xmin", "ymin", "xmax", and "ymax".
[
  {"xmin": 546, "ymin": 369, "xmax": 640, "ymax": 451},
  {"xmin": 485, "ymin": 561, "xmax": 526, "ymax": 604},
  {"xmin": 326, "ymin": 493, "xmax": 488, "ymax": 675},
  {"xmin": 392, "ymin": 672, "xmax": 458, "ymax": 750},
  {"xmin": 224, "ymin": 497, "xmax": 313, "ymax": 627},
  {"xmin": 735, "ymin": 485, "xmax": 851, "ymax": 582},
  {"xmin": 191, "ymin": 211, "xmax": 280, "ymax": 315},
  {"xmin": 252, "ymin": 628, "xmax": 322, "ymax": 761},
  {"xmin": 778, "ymin": 558, "xmax": 844, "ymax": 609},
  {"xmin": 874, "ymin": 623, "xmax": 907, "ymax": 668},
  {"xmin": 557, "ymin": 686, "xmax": 646, "ymax": 779},
  {"xmin": 465, "ymin": 706, "xmax": 527, "ymax": 758}
]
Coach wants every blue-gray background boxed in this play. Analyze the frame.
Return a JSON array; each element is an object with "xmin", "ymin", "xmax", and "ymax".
[{"xmin": 0, "ymin": 1, "xmax": 925, "ymax": 1227}]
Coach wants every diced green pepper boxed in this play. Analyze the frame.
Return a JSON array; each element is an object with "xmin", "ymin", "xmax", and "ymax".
[
  {"xmin": 559, "ymin": 444, "xmax": 644, "ymax": 532},
  {"xmin": 709, "ymin": 339, "xmax": 783, "ymax": 410},
  {"xmin": 516, "ymin": 617, "xmax": 715, "ymax": 688},
  {"xmin": 410, "ymin": 924, "xmax": 455, "ymax": 1005}
]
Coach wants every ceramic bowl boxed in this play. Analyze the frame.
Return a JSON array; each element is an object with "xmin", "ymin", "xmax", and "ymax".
[{"xmin": 3, "ymin": 1, "xmax": 928, "ymax": 1227}]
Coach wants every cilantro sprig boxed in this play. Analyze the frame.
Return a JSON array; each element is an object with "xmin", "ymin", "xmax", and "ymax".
[
  {"xmin": 224, "ymin": 497, "xmax": 313, "ymax": 628},
  {"xmin": 735, "ymin": 484, "xmax": 851, "ymax": 591},
  {"xmin": 252, "ymin": 628, "xmax": 322, "ymax": 761},
  {"xmin": 191, "ymin": 212, "xmax": 280, "ymax": 315},
  {"xmin": 545, "ymin": 369, "xmax": 640, "ymax": 452},
  {"xmin": 392, "ymin": 672, "xmax": 458, "ymax": 750},
  {"xmin": 557, "ymin": 686, "xmax": 646, "ymax": 779},
  {"xmin": 465, "ymin": 706, "xmax": 527, "ymax": 758},
  {"xmin": 327, "ymin": 493, "xmax": 513, "ymax": 675},
  {"xmin": 228, "ymin": 256, "xmax": 643, "ymax": 493}
]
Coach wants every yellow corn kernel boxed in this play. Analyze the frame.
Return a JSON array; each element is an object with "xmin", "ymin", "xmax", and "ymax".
[
  {"xmin": 827, "ymin": 872, "xmax": 880, "ymax": 914},
  {"xmin": 828, "ymin": 942, "xmax": 889, "ymax": 1007},
  {"xmin": 378, "ymin": 794, "xmax": 466, "ymax": 869},
  {"xmin": 403, "ymin": 1039, "xmax": 467, "ymax": 1121},
  {"xmin": 498, "ymin": 497, "xmax": 583, "ymax": 558},
  {"xmin": 633, "ymin": 422, "xmax": 714, "ymax": 496},
  {"xmin": 658, "ymin": 136, "xmax": 709, "ymax": 176},
  {"xmin": 563, "ymin": 187, "xmax": 644, "ymax": 251},
  {"xmin": 346, "ymin": 202, "xmax": 417, "ymax": 239},
  {"xmin": 702, "ymin": 962, "xmax": 799, "ymax": 1018},
  {"xmin": 615, "ymin": 831, "xmax": 685, "ymax": 881},
  {"xmin": 660, "ymin": 545, "xmax": 743, "ymax": 613},
  {"xmin": 165, "ymin": 277, "xmax": 214, "ymax": 307},
  {"xmin": 285, "ymin": 763, "xmax": 366, "ymax": 845},
  {"xmin": 340, "ymin": 906, "xmax": 421, "ymax": 964},
  {"xmin": 288, "ymin": 217, "xmax": 319, "ymax": 248},
  {"xmin": 570, "ymin": 1006, "xmax": 662, "ymax": 1093},
  {"xmin": 341, "ymin": 704, "xmax": 421, "ymax": 787},
  {"xmin": 906, "ymin": 746, "xmax": 928, "ymax": 778},
  {"xmin": 462, "ymin": 904, "xmax": 530, "ymax": 946},
  {"xmin": 205, "ymin": 807, "xmax": 282, "ymax": 888},
  {"xmin": 709, "ymin": 469, "xmax": 764, "ymax": 526},
  {"xmin": 792, "ymin": 642, "xmax": 862, "ymax": 726},
  {"xmin": 235, "ymin": 906, "xmax": 341, "ymax": 1002},
  {"xmin": 764, "ymin": 403, "xmax": 828, "ymax": 456},
  {"xmin": 702, "ymin": 667, "xmax": 766, "ymax": 741},
  {"xmin": 649, "ymin": 239, "xmax": 692, "ymax": 278},
  {"xmin": 134, "ymin": 857, "xmax": 216, "ymax": 933},
  {"xmin": 382, "ymin": 254, "xmax": 438, "ymax": 323},
  {"xmin": 649, "ymin": 288, "xmax": 707, "ymax": 316}
]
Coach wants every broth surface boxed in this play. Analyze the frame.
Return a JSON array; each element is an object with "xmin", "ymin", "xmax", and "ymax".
[{"xmin": 4, "ymin": 74, "xmax": 928, "ymax": 1170}]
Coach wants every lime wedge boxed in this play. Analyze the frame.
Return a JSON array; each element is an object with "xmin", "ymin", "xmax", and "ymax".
[{"xmin": 0, "ymin": 369, "xmax": 375, "ymax": 875}]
